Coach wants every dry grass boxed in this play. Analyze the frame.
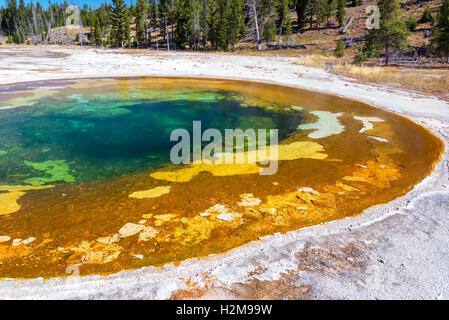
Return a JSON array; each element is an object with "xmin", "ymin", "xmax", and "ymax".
[
  {"xmin": 332, "ymin": 64, "xmax": 449, "ymax": 95},
  {"xmin": 294, "ymin": 54, "xmax": 341, "ymax": 68},
  {"xmin": 293, "ymin": 51, "xmax": 449, "ymax": 96}
]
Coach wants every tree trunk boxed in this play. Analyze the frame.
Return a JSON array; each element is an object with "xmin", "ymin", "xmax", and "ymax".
[
  {"xmin": 385, "ymin": 43, "xmax": 390, "ymax": 65},
  {"xmin": 340, "ymin": 16, "xmax": 354, "ymax": 34},
  {"xmin": 277, "ymin": 16, "xmax": 284, "ymax": 46},
  {"xmin": 165, "ymin": 16, "xmax": 169, "ymax": 52},
  {"xmin": 144, "ymin": 23, "xmax": 148, "ymax": 46},
  {"xmin": 201, "ymin": 0, "xmax": 207, "ymax": 50},
  {"xmin": 251, "ymin": 0, "xmax": 261, "ymax": 50}
]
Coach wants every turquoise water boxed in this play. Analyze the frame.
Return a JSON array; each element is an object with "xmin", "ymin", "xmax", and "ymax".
[{"xmin": 0, "ymin": 91, "xmax": 303, "ymax": 186}]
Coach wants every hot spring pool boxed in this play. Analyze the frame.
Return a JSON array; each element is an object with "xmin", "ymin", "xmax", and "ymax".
[{"xmin": 0, "ymin": 77, "xmax": 442, "ymax": 278}]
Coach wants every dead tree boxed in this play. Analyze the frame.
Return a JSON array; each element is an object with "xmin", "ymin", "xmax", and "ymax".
[
  {"xmin": 246, "ymin": 0, "xmax": 262, "ymax": 50},
  {"xmin": 339, "ymin": 16, "xmax": 354, "ymax": 34},
  {"xmin": 164, "ymin": 15, "xmax": 170, "ymax": 51}
]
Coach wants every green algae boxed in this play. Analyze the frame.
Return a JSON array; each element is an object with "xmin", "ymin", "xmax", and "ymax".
[
  {"xmin": 168, "ymin": 92, "xmax": 225, "ymax": 103},
  {"xmin": 0, "ymin": 150, "xmax": 7, "ymax": 156},
  {"xmin": 23, "ymin": 160, "xmax": 76, "ymax": 185}
]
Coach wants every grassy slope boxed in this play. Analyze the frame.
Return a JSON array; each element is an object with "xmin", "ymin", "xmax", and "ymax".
[{"xmin": 227, "ymin": 0, "xmax": 448, "ymax": 97}]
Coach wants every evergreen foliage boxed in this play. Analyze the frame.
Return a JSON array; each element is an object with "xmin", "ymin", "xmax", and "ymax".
[
  {"xmin": 335, "ymin": 39, "xmax": 345, "ymax": 57},
  {"xmin": 407, "ymin": 13, "xmax": 417, "ymax": 32},
  {"xmin": 359, "ymin": 0, "xmax": 409, "ymax": 65},
  {"xmin": 432, "ymin": 0, "xmax": 449, "ymax": 61}
]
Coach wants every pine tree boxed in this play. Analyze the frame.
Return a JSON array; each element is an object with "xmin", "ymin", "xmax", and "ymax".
[
  {"xmin": 276, "ymin": 0, "xmax": 289, "ymax": 42},
  {"xmin": 227, "ymin": 0, "xmax": 246, "ymax": 49},
  {"xmin": 124, "ymin": 7, "xmax": 131, "ymax": 46},
  {"xmin": 199, "ymin": 0, "xmax": 208, "ymax": 49},
  {"xmin": 93, "ymin": 17, "xmax": 102, "ymax": 46},
  {"xmin": 296, "ymin": 0, "xmax": 310, "ymax": 29},
  {"xmin": 432, "ymin": 0, "xmax": 449, "ymax": 62},
  {"xmin": 160, "ymin": 0, "xmax": 176, "ymax": 47},
  {"xmin": 206, "ymin": 0, "xmax": 217, "ymax": 49},
  {"xmin": 307, "ymin": 0, "xmax": 318, "ymax": 29},
  {"xmin": 111, "ymin": 0, "xmax": 130, "ymax": 47},
  {"xmin": 17, "ymin": 0, "xmax": 26, "ymax": 25},
  {"xmin": 148, "ymin": 0, "xmax": 158, "ymax": 47},
  {"xmin": 130, "ymin": 0, "xmax": 136, "ymax": 16},
  {"xmin": 174, "ymin": 0, "xmax": 191, "ymax": 49},
  {"xmin": 369, "ymin": 0, "xmax": 409, "ymax": 65},
  {"xmin": 263, "ymin": 18, "xmax": 277, "ymax": 45},
  {"xmin": 149, "ymin": 0, "xmax": 158, "ymax": 25},
  {"xmin": 135, "ymin": 0, "xmax": 147, "ymax": 47},
  {"xmin": 335, "ymin": 39, "xmax": 345, "ymax": 57},
  {"xmin": 336, "ymin": 0, "xmax": 346, "ymax": 27},
  {"xmin": 89, "ymin": 18, "xmax": 101, "ymax": 46},
  {"xmin": 305, "ymin": 0, "xmax": 331, "ymax": 29},
  {"xmin": 215, "ymin": 0, "xmax": 228, "ymax": 50},
  {"xmin": 2, "ymin": 0, "xmax": 18, "ymax": 35},
  {"xmin": 407, "ymin": 13, "xmax": 417, "ymax": 32},
  {"xmin": 358, "ymin": 27, "xmax": 381, "ymax": 60},
  {"xmin": 188, "ymin": 0, "xmax": 202, "ymax": 50},
  {"xmin": 207, "ymin": 0, "xmax": 244, "ymax": 51},
  {"xmin": 323, "ymin": 0, "xmax": 336, "ymax": 26},
  {"xmin": 284, "ymin": 16, "xmax": 293, "ymax": 43},
  {"xmin": 421, "ymin": 6, "xmax": 432, "ymax": 23}
]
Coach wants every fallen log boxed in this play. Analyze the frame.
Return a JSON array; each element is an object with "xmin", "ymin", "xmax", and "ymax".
[{"xmin": 339, "ymin": 16, "xmax": 354, "ymax": 34}]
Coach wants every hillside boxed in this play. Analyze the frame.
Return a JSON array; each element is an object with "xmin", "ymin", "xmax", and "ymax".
[
  {"xmin": 230, "ymin": 0, "xmax": 442, "ymax": 59},
  {"xmin": 2, "ymin": 0, "xmax": 448, "ymax": 96}
]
